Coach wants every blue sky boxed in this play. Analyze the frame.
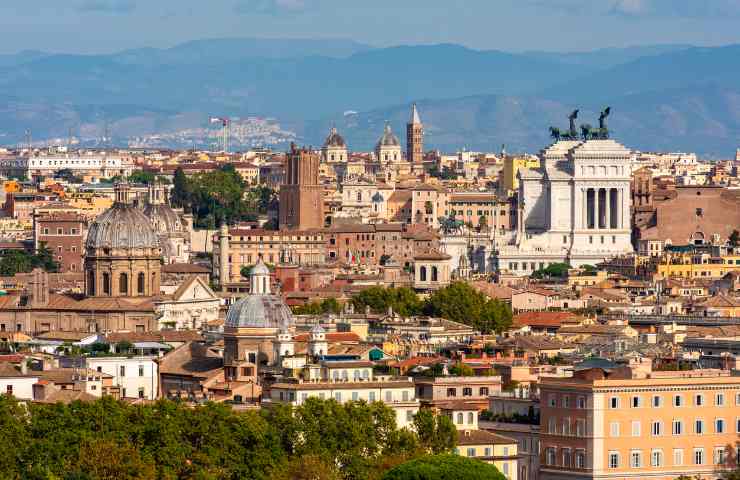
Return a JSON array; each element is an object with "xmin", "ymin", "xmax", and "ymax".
[{"xmin": 2, "ymin": 0, "xmax": 740, "ymax": 54}]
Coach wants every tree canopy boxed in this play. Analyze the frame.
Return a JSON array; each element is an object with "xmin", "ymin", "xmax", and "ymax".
[
  {"xmin": 168, "ymin": 165, "xmax": 277, "ymax": 229},
  {"xmin": 423, "ymin": 282, "xmax": 512, "ymax": 334},
  {"xmin": 0, "ymin": 395, "xmax": 460, "ymax": 480},
  {"xmin": 292, "ymin": 298, "xmax": 343, "ymax": 315},
  {"xmin": 531, "ymin": 262, "xmax": 570, "ymax": 279},
  {"xmin": 352, "ymin": 286, "xmax": 424, "ymax": 317},
  {"xmin": 381, "ymin": 454, "xmax": 506, "ymax": 480},
  {"xmin": 0, "ymin": 244, "xmax": 59, "ymax": 276}
]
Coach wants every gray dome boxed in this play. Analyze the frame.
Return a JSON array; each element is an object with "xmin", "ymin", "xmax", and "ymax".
[
  {"xmin": 144, "ymin": 204, "xmax": 184, "ymax": 234},
  {"xmin": 324, "ymin": 127, "xmax": 346, "ymax": 148},
  {"xmin": 86, "ymin": 204, "xmax": 160, "ymax": 250},
  {"xmin": 377, "ymin": 123, "xmax": 400, "ymax": 148},
  {"xmin": 251, "ymin": 259, "xmax": 270, "ymax": 275},
  {"xmin": 225, "ymin": 295, "xmax": 294, "ymax": 330}
]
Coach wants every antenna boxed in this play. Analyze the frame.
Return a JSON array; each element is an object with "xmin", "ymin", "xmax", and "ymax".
[{"xmin": 25, "ymin": 129, "xmax": 32, "ymax": 151}]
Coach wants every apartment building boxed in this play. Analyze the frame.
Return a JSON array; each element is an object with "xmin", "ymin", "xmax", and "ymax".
[{"xmin": 539, "ymin": 358, "xmax": 740, "ymax": 480}]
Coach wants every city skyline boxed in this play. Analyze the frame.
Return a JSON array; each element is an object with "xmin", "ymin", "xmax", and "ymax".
[{"xmin": 2, "ymin": 0, "xmax": 740, "ymax": 54}]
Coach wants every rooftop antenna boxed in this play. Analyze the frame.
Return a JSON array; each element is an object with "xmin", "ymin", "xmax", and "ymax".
[{"xmin": 25, "ymin": 129, "xmax": 32, "ymax": 151}]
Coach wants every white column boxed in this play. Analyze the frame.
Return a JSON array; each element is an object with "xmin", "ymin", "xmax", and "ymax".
[
  {"xmin": 619, "ymin": 188, "xmax": 625, "ymax": 230},
  {"xmin": 582, "ymin": 188, "xmax": 587, "ymax": 230},
  {"xmin": 605, "ymin": 188, "xmax": 611, "ymax": 230},
  {"xmin": 594, "ymin": 188, "xmax": 600, "ymax": 229}
]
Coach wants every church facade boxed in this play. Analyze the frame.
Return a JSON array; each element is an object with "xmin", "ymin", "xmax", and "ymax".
[{"xmin": 498, "ymin": 138, "xmax": 633, "ymax": 274}]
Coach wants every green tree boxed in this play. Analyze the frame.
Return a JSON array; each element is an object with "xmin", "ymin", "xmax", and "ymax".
[
  {"xmin": 382, "ymin": 454, "xmax": 506, "ymax": 480},
  {"xmin": 0, "ymin": 244, "xmax": 59, "ymax": 276},
  {"xmin": 353, "ymin": 286, "xmax": 423, "ymax": 317},
  {"xmin": 447, "ymin": 363, "xmax": 474, "ymax": 377},
  {"xmin": 477, "ymin": 215, "xmax": 487, "ymax": 231},
  {"xmin": 729, "ymin": 229, "xmax": 740, "ymax": 247},
  {"xmin": 412, "ymin": 410, "xmax": 456, "ymax": 455},
  {"xmin": 127, "ymin": 170, "xmax": 157, "ymax": 185},
  {"xmin": 171, "ymin": 167, "xmax": 189, "ymax": 209},
  {"xmin": 532, "ymin": 262, "xmax": 570, "ymax": 279},
  {"xmin": 423, "ymin": 282, "xmax": 512, "ymax": 334}
]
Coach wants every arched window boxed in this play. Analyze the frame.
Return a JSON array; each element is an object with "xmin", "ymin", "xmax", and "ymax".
[
  {"xmin": 432, "ymin": 266, "xmax": 438, "ymax": 282},
  {"xmin": 102, "ymin": 273, "xmax": 110, "ymax": 295},
  {"xmin": 119, "ymin": 273, "xmax": 128, "ymax": 295},
  {"xmin": 467, "ymin": 412, "xmax": 474, "ymax": 424},
  {"xmin": 88, "ymin": 270, "xmax": 96, "ymax": 296},
  {"xmin": 137, "ymin": 272, "xmax": 145, "ymax": 295},
  {"xmin": 420, "ymin": 266, "xmax": 427, "ymax": 281},
  {"xmin": 356, "ymin": 191, "xmax": 362, "ymax": 202},
  {"xmin": 457, "ymin": 413, "xmax": 463, "ymax": 424},
  {"xmin": 151, "ymin": 272, "xmax": 156, "ymax": 293}
]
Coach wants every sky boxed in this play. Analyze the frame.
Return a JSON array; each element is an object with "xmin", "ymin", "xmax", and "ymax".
[{"xmin": 1, "ymin": 0, "xmax": 740, "ymax": 54}]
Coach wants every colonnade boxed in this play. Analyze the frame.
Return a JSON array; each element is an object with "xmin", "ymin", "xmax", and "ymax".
[{"xmin": 582, "ymin": 187, "xmax": 623, "ymax": 230}]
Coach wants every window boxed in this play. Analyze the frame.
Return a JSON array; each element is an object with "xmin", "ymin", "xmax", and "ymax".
[
  {"xmin": 385, "ymin": 391, "xmax": 392, "ymax": 402},
  {"xmin": 549, "ymin": 395, "xmax": 556, "ymax": 407},
  {"xmin": 577, "ymin": 396, "xmax": 586, "ymax": 409},
  {"xmin": 716, "ymin": 418, "xmax": 725, "ymax": 433},
  {"xmin": 548, "ymin": 418, "xmax": 556, "ymax": 434},
  {"xmin": 715, "ymin": 448, "xmax": 726, "ymax": 465},
  {"xmin": 466, "ymin": 448, "xmax": 475, "ymax": 457},
  {"xmin": 546, "ymin": 448, "xmax": 556, "ymax": 466},
  {"xmin": 138, "ymin": 388, "xmax": 145, "ymax": 399},
  {"xmin": 562, "ymin": 418, "xmax": 570, "ymax": 435},
  {"xmin": 652, "ymin": 395, "xmax": 661, "ymax": 408},
  {"xmin": 402, "ymin": 391, "xmax": 409, "ymax": 401},
  {"xmin": 562, "ymin": 396, "xmax": 570, "ymax": 408},
  {"xmin": 102, "ymin": 272, "xmax": 110, "ymax": 295},
  {"xmin": 695, "ymin": 394, "xmax": 704, "ymax": 406},
  {"xmin": 673, "ymin": 449, "xmax": 683, "ymax": 466},
  {"xmin": 610, "ymin": 396, "xmax": 619, "ymax": 409},
  {"xmin": 576, "ymin": 419, "xmax": 585, "ymax": 437},
  {"xmin": 630, "ymin": 451, "xmax": 642, "ymax": 468},
  {"xmin": 137, "ymin": 272, "xmax": 145, "ymax": 295},
  {"xmin": 610, "ymin": 422, "xmax": 620, "ymax": 437},
  {"xmin": 462, "ymin": 387, "xmax": 472, "ymax": 397},
  {"xmin": 631, "ymin": 420, "xmax": 641, "ymax": 437},
  {"xmin": 674, "ymin": 395, "xmax": 683, "ymax": 407},
  {"xmin": 138, "ymin": 365, "xmax": 144, "ymax": 377},
  {"xmin": 119, "ymin": 272, "xmax": 128, "ymax": 295},
  {"xmin": 368, "ymin": 392, "xmax": 375, "ymax": 402},
  {"xmin": 562, "ymin": 449, "xmax": 571, "ymax": 467},
  {"xmin": 119, "ymin": 366, "xmax": 126, "ymax": 377},
  {"xmin": 447, "ymin": 388, "xmax": 457, "ymax": 397},
  {"xmin": 479, "ymin": 387, "xmax": 489, "ymax": 396},
  {"xmin": 673, "ymin": 420, "xmax": 683, "ymax": 435},
  {"xmin": 352, "ymin": 392, "xmax": 359, "ymax": 401},
  {"xmin": 651, "ymin": 421, "xmax": 662, "ymax": 436},
  {"xmin": 6, "ymin": 385, "xmax": 12, "ymax": 395},
  {"xmin": 575, "ymin": 450, "xmax": 585, "ymax": 468},
  {"xmin": 694, "ymin": 448, "xmax": 704, "ymax": 465},
  {"xmin": 651, "ymin": 450, "xmax": 663, "ymax": 467},
  {"xmin": 608, "ymin": 452, "xmax": 619, "ymax": 469},
  {"xmin": 695, "ymin": 419, "xmax": 704, "ymax": 434},
  {"xmin": 716, "ymin": 393, "xmax": 724, "ymax": 406},
  {"xmin": 632, "ymin": 396, "xmax": 641, "ymax": 408},
  {"xmin": 467, "ymin": 412, "xmax": 474, "ymax": 424},
  {"xmin": 334, "ymin": 392, "xmax": 342, "ymax": 402},
  {"xmin": 484, "ymin": 447, "xmax": 491, "ymax": 457}
]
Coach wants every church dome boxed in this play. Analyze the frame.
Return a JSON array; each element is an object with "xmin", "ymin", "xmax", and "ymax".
[
  {"xmin": 143, "ymin": 204, "xmax": 184, "ymax": 234},
  {"xmin": 224, "ymin": 295, "xmax": 294, "ymax": 330},
  {"xmin": 86, "ymin": 203, "xmax": 160, "ymax": 251},
  {"xmin": 250, "ymin": 260, "xmax": 270, "ymax": 276},
  {"xmin": 324, "ymin": 127, "xmax": 346, "ymax": 148},
  {"xmin": 377, "ymin": 123, "xmax": 400, "ymax": 148}
]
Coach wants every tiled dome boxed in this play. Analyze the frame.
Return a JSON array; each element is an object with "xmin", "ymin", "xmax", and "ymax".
[
  {"xmin": 224, "ymin": 295, "xmax": 294, "ymax": 330},
  {"xmin": 86, "ymin": 204, "xmax": 159, "ymax": 251}
]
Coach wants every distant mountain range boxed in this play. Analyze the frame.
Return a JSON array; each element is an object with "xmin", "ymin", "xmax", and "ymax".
[{"xmin": 0, "ymin": 38, "xmax": 738, "ymax": 157}]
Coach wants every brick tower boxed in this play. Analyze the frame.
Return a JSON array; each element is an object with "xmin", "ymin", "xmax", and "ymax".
[
  {"xmin": 406, "ymin": 103, "xmax": 424, "ymax": 170},
  {"xmin": 279, "ymin": 144, "xmax": 324, "ymax": 230}
]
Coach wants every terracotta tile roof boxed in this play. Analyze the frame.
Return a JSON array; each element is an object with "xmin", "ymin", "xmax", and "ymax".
[
  {"xmin": 34, "ymin": 331, "xmax": 95, "ymax": 341},
  {"xmin": 0, "ymin": 362, "xmax": 30, "ymax": 377},
  {"xmin": 456, "ymin": 430, "xmax": 517, "ymax": 446},
  {"xmin": 106, "ymin": 331, "xmax": 204, "ymax": 344},
  {"xmin": 471, "ymin": 281, "xmax": 515, "ymax": 300},
  {"xmin": 162, "ymin": 263, "xmax": 211, "ymax": 274},
  {"xmin": 158, "ymin": 342, "xmax": 223, "ymax": 378},
  {"xmin": 293, "ymin": 332, "xmax": 360, "ymax": 343},
  {"xmin": 35, "ymin": 389, "xmax": 99, "ymax": 404},
  {"xmin": 513, "ymin": 312, "xmax": 576, "ymax": 328}
]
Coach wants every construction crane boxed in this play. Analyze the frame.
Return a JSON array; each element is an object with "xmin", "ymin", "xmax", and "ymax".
[{"xmin": 209, "ymin": 117, "xmax": 230, "ymax": 153}]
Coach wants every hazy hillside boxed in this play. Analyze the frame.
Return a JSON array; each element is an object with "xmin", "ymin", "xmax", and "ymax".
[
  {"xmin": 306, "ymin": 85, "xmax": 740, "ymax": 158},
  {"xmin": 1, "ymin": 38, "xmax": 739, "ymax": 156}
]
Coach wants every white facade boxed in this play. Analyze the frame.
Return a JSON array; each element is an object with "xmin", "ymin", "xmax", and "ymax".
[
  {"xmin": 87, "ymin": 356, "xmax": 159, "ymax": 400},
  {"xmin": 0, "ymin": 375, "xmax": 39, "ymax": 400},
  {"xmin": 17, "ymin": 152, "xmax": 135, "ymax": 180},
  {"xmin": 155, "ymin": 276, "xmax": 220, "ymax": 330},
  {"xmin": 498, "ymin": 139, "xmax": 633, "ymax": 274}
]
